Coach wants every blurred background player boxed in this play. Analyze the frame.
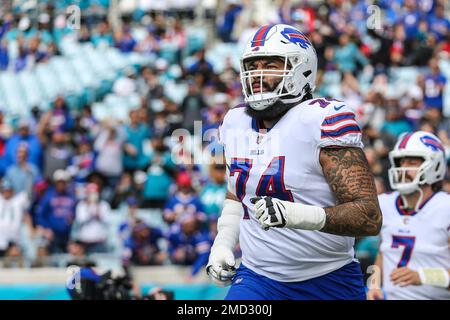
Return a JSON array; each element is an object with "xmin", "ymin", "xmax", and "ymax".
[
  {"xmin": 207, "ymin": 23, "xmax": 382, "ymax": 300},
  {"xmin": 367, "ymin": 131, "xmax": 449, "ymax": 300}
]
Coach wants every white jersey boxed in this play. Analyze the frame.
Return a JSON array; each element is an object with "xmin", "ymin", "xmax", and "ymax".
[
  {"xmin": 379, "ymin": 191, "xmax": 450, "ymax": 300},
  {"xmin": 219, "ymin": 98, "xmax": 363, "ymax": 282},
  {"xmin": 0, "ymin": 192, "xmax": 29, "ymax": 250}
]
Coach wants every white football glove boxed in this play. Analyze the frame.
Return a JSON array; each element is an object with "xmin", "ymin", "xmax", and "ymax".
[
  {"xmin": 206, "ymin": 245, "xmax": 236, "ymax": 287},
  {"xmin": 250, "ymin": 196, "xmax": 287, "ymax": 230},
  {"xmin": 250, "ymin": 196, "xmax": 327, "ymax": 231}
]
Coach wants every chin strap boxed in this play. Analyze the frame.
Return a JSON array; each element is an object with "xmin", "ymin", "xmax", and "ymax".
[
  {"xmin": 414, "ymin": 188, "xmax": 424, "ymax": 212},
  {"xmin": 400, "ymin": 188, "xmax": 424, "ymax": 213}
]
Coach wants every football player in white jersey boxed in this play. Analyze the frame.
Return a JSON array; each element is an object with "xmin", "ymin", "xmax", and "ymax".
[
  {"xmin": 367, "ymin": 131, "xmax": 449, "ymax": 300},
  {"xmin": 206, "ymin": 24, "xmax": 382, "ymax": 300}
]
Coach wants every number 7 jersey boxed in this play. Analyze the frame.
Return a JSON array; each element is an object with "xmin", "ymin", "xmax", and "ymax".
[
  {"xmin": 218, "ymin": 98, "xmax": 363, "ymax": 282},
  {"xmin": 379, "ymin": 191, "xmax": 450, "ymax": 300}
]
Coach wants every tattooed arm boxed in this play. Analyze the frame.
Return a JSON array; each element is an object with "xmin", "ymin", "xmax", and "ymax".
[{"xmin": 319, "ymin": 147, "xmax": 382, "ymax": 237}]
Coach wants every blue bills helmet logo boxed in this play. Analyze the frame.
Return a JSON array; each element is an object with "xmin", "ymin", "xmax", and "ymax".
[
  {"xmin": 420, "ymin": 135, "xmax": 445, "ymax": 152},
  {"xmin": 280, "ymin": 27, "xmax": 311, "ymax": 49}
]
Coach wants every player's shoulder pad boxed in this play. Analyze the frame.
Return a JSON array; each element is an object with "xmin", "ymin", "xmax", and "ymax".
[
  {"xmin": 431, "ymin": 191, "xmax": 450, "ymax": 211},
  {"xmin": 302, "ymin": 97, "xmax": 346, "ymax": 110},
  {"xmin": 378, "ymin": 191, "xmax": 397, "ymax": 202},
  {"xmin": 318, "ymin": 98, "xmax": 358, "ymax": 124},
  {"xmin": 297, "ymin": 97, "xmax": 356, "ymax": 121},
  {"xmin": 306, "ymin": 98, "xmax": 362, "ymax": 148},
  {"xmin": 377, "ymin": 191, "xmax": 399, "ymax": 218},
  {"xmin": 221, "ymin": 103, "xmax": 247, "ymax": 127},
  {"xmin": 218, "ymin": 104, "xmax": 248, "ymax": 146}
]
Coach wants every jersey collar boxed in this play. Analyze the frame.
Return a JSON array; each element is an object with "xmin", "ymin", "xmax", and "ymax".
[
  {"xmin": 251, "ymin": 118, "xmax": 273, "ymax": 133},
  {"xmin": 395, "ymin": 192, "xmax": 437, "ymax": 216}
]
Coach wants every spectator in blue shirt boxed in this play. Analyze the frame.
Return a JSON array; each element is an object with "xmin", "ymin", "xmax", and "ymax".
[
  {"xmin": 4, "ymin": 119, "xmax": 43, "ymax": 170},
  {"xmin": 29, "ymin": 179, "xmax": 48, "ymax": 228},
  {"xmin": 428, "ymin": 4, "xmax": 450, "ymax": 42},
  {"xmin": 423, "ymin": 57, "xmax": 447, "ymax": 111},
  {"xmin": 36, "ymin": 169, "xmax": 77, "ymax": 254},
  {"xmin": 187, "ymin": 49, "xmax": 214, "ymax": 85},
  {"xmin": 217, "ymin": 1, "xmax": 242, "ymax": 43},
  {"xmin": 0, "ymin": 13, "xmax": 14, "ymax": 40},
  {"xmin": 163, "ymin": 172, "xmax": 206, "ymax": 226},
  {"xmin": 122, "ymin": 220, "xmax": 166, "ymax": 266},
  {"xmin": 14, "ymin": 44, "xmax": 29, "ymax": 72},
  {"xmin": 68, "ymin": 138, "xmax": 96, "ymax": 184},
  {"xmin": 37, "ymin": 96, "xmax": 75, "ymax": 135},
  {"xmin": 118, "ymin": 196, "xmax": 140, "ymax": 241},
  {"xmin": 5, "ymin": 144, "xmax": 41, "ymax": 199},
  {"xmin": 27, "ymin": 37, "xmax": 48, "ymax": 64},
  {"xmin": 397, "ymin": 0, "xmax": 422, "ymax": 40},
  {"xmin": 114, "ymin": 26, "xmax": 136, "ymax": 53},
  {"xmin": 0, "ymin": 38, "xmax": 8, "ymax": 70},
  {"xmin": 167, "ymin": 213, "xmax": 212, "ymax": 278},
  {"xmin": 202, "ymin": 106, "xmax": 225, "ymax": 135}
]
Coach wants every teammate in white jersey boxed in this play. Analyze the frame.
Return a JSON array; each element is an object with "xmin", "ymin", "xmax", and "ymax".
[
  {"xmin": 206, "ymin": 24, "xmax": 382, "ymax": 300},
  {"xmin": 367, "ymin": 131, "xmax": 449, "ymax": 300}
]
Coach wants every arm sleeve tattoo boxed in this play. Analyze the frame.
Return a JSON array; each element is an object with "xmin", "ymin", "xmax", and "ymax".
[{"xmin": 319, "ymin": 147, "xmax": 382, "ymax": 237}]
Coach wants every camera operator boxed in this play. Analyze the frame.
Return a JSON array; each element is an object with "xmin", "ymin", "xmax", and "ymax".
[{"xmin": 66, "ymin": 261, "xmax": 174, "ymax": 300}]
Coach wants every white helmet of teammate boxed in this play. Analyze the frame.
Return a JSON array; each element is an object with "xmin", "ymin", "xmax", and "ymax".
[
  {"xmin": 388, "ymin": 131, "xmax": 447, "ymax": 194},
  {"xmin": 240, "ymin": 24, "xmax": 317, "ymax": 111}
]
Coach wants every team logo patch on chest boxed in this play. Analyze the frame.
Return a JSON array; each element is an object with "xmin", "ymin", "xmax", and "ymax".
[{"xmin": 256, "ymin": 134, "xmax": 264, "ymax": 144}]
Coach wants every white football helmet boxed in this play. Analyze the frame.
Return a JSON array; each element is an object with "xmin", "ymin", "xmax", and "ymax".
[
  {"xmin": 240, "ymin": 24, "xmax": 317, "ymax": 111},
  {"xmin": 388, "ymin": 131, "xmax": 447, "ymax": 194}
]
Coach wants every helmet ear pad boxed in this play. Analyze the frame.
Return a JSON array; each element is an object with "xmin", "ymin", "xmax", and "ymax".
[{"xmin": 280, "ymin": 55, "xmax": 316, "ymax": 104}]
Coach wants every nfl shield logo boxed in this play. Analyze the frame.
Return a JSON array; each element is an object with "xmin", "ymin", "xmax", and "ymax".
[{"xmin": 257, "ymin": 134, "xmax": 263, "ymax": 144}]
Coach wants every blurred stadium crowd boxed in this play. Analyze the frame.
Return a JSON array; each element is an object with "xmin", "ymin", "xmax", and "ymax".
[{"xmin": 0, "ymin": 0, "xmax": 449, "ymax": 280}]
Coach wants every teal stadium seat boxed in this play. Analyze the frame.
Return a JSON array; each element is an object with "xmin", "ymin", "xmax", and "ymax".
[
  {"xmin": 49, "ymin": 57, "xmax": 84, "ymax": 95},
  {"xmin": 104, "ymin": 48, "xmax": 128, "ymax": 70},
  {"xmin": 205, "ymin": 42, "xmax": 240, "ymax": 74},
  {"xmin": 159, "ymin": 41, "xmax": 179, "ymax": 65},
  {"xmin": 0, "ymin": 72, "xmax": 28, "ymax": 116},
  {"xmin": 82, "ymin": 44, "xmax": 116, "ymax": 81},
  {"xmin": 184, "ymin": 27, "xmax": 208, "ymax": 57},
  {"xmin": 35, "ymin": 63, "xmax": 63, "ymax": 101},
  {"xmin": 91, "ymin": 102, "xmax": 109, "ymax": 120},
  {"xmin": 103, "ymin": 93, "xmax": 132, "ymax": 121},
  {"xmin": 390, "ymin": 66, "xmax": 419, "ymax": 84},
  {"xmin": 17, "ymin": 70, "xmax": 45, "ymax": 108}
]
